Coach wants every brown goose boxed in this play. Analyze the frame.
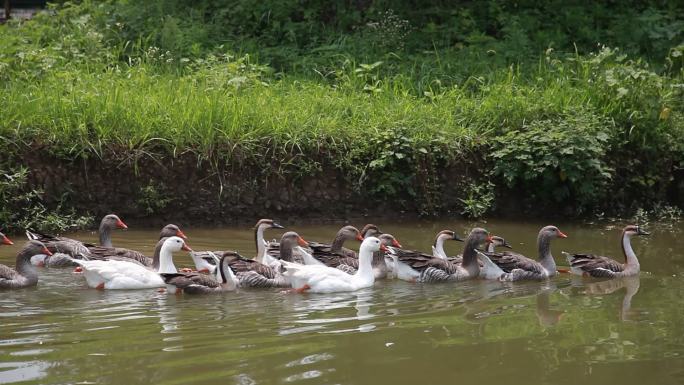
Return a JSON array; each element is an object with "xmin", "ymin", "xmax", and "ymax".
[
  {"xmin": 87, "ymin": 223, "xmax": 187, "ymax": 267},
  {"xmin": 0, "ymin": 240, "xmax": 50, "ymax": 289},
  {"xmin": 564, "ymin": 225, "xmax": 648, "ymax": 278},
  {"xmin": 1, "ymin": 232, "xmax": 13, "ymax": 246},
  {"xmin": 161, "ymin": 252, "xmax": 238, "ymax": 294},
  {"xmin": 388, "ymin": 228, "xmax": 489, "ymax": 283},
  {"xmin": 479, "ymin": 225, "xmax": 567, "ymax": 281}
]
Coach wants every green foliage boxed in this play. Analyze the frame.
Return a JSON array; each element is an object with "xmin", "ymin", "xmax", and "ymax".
[
  {"xmin": 459, "ymin": 181, "xmax": 495, "ymax": 219},
  {"xmin": 490, "ymin": 113, "xmax": 614, "ymax": 211},
  {"xmin": 0, "ymin": 168, "xmax": 93, "ymax": 233},
  {"xmin": 137, "ymin": 183, "xmax": 173, "ymax": 216},
  {"xmin": 0, "ymin": 1, "xmax": 682, "ymax": 218}
]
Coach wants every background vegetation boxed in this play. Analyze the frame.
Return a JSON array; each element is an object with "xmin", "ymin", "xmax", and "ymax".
[{"xmin": 1, "ymin": 0, "xmax": 683, "ymax": 230}]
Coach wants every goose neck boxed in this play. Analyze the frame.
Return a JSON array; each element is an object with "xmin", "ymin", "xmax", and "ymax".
[
  {"xmin": 433, "ymin": 235, "xmax": 448, "ymax": 259},
  {"xmin": 461, "ymin": 236, "xmax": 481, "ymax": 276},
  {"xmin": 537, "ymin": 232, "xmax": 557, "ymax": 272},
  {"xmin": 355, "ymin": 245, "xmax": 375, "ymax": 281},
  {"xmin": 330, "ymin": 232, "xmax": 347, "ymax": 252},
  {"xmin": 152, "ymin": 239, "xmax": 165, "ymax": 270},
  {"xmin": 371, "ymin": 250, "xmax": 387, "ymax": 269},
  {"xmin": 255, "ymin": 225, "xmax": 266, "ymax": 263},
  {"xmin": 218, "ymin": 257, "xmax": 238, "ymax": 291},
  {"xmin": 16, "ymin": 251, "xmax": 39, "ymax": 282},
  {"xmin": 157, "ymin": 244, "xmax": 177, "ymax": 274},
  {"xmin": 279, "ymin": 240, "xmax": 293, "ymax": 262},
  {"xmin": 621, "ymin": 232, "xmax": 639, "ymax": 266},
  {"xmin": 99, "ymin": 222, "xmax": 113, "ymax": 247}
]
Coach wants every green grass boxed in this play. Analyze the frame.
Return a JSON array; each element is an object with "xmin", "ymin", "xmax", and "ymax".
[{"xmin": 0, "ymin": 1, "xmax": 682, "ymax": 222}]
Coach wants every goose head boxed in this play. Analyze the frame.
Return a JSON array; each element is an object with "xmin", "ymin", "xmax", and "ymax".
[
  {"xmin": 434, "ymin": 230, "xmax": 464, "ymax": 245},
  {"xmin": 281, "ymin": 231, "xmax": 309, "ymax": 248},
  {"xmin": 360, "ymin": 236, "xmax": 386, "ymax": 254},
  {"xmin": 101, "ymin": 214, "xmax": 128, "ymax": 230},
  {"xmin": 540, "ymin": 225, "xmax": 567, "ymax": 240},
  {"xmin": 360, "ymin": 224, "xmax": 382, "ymax": 239},
  {"xmin": 623, "ymin": 224, "xmax": 649, "ymax": 237},
  {"xmin": 488, "ymin": 235, "xmax": 512, "ymax": 249},
  {"xmin": 1, "ymin": 232, "xmax": 13, "ymax": 246},
  {"xmin": 161, "ymin": 236, "xmax": 192, "ymax": 254},
  {"xmin": 22, "ymin": 240, "xmax": 52, "ymax": 259},
  {"xmin": 338, "ymin": 225, "xmax": 363, "ymax": 242},
  {"xmin": 254, "ymin": 219, "xmax": 285, "ymax": 230},
  {"xmin": 378, "ymin": 233, "xmax": 401, "ymax": 248},
  {"xmin": 160, "ymin": 224, "xmax": 187, "ymax": 239},
  {"xmin": 467, "ymin": 228, "xmax": 491, "ymax": 248}
]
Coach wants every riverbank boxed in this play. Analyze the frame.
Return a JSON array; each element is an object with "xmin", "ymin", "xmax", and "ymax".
[{"xmin": 1, "ymin": 2, "xmax": 682, "ymax": 231}]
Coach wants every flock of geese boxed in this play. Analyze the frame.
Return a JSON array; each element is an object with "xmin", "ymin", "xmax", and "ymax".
[{"xmin": 0, "ymin": 215, "xmax": 649, "ymax": 293}]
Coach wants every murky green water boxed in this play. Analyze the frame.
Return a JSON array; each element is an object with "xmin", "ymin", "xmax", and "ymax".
[{"xmin": 1, "ymin": 219, "xmax": 683, "ymax": 385}]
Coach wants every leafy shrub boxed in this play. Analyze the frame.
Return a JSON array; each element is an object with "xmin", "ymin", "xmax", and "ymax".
[
  {"xmin": 490, "ymin": 113, "xmax": 614, "ymax": 211},
  {"xmin": 459, "ymin": 181, "xmax": 495, "ymax": 218},
  {"xmin": 0, "ymin": 168, "xmax": 93, "ymax": 233}
]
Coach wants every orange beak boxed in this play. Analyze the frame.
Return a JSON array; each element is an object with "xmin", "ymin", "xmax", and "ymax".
[
  {"xmin": 176, "ymin": 229, "xmax": 187, "ymax": 239},
  {"xmin": 42, "ymin": 247, "xmax": 53, "ymax": 256},
  {"xmin": 392, "ymin": 239, "xmax": 402, "ymax": 248},
  {"xmin": 1, "ymin": 235, "xmax": 13, "ymax": 245},
  {"xmin": 557, "ymin": 230, "xmax": 568, "ymax": 238},
  {"xmin": 181, "ymin": 243, "xmax": 193, "ymax": 252},
  {"xmin": 116, "ymin": 219, "xmax": 128, "ymax": 229},
  {"xmin": 356, "ymin": 233, "xmax": 364, "ymax": 242},
  {"xmin": 297, "ymin": 236, "xmax": 309, "ymax": 247},
  {"xmin": 380, "ymin": 244, "xmax": 389, "ymax": 252}
]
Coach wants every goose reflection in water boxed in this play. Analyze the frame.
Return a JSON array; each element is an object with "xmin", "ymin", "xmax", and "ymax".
[{"xmin": 570, "ymin": 275, "xmax": 643, "ymax": 322}]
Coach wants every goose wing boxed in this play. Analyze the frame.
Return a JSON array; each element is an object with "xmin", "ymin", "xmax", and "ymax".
[
  {"xmin": 566, "ymin": 253, "xmax": 624, "ymax": 278},
  {"xmin": 392, "ymin": 248, "xmax": 455, "ymax": 273},
  {"xmin": 87, "ymin": 246, "xmax": 153, "ymax": 267},
  {"xmin": 485, "ymin": 251, "xmax": 543, "ymax": 273}
]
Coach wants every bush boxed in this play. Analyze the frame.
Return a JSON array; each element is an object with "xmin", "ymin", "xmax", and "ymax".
[
  {"xmin": 0, "ymin": 168, "xmax": 93, "ymax": 233},
  {"xmin": 490, "ymin": 113, "xmax": 614, "ymax": 212}
]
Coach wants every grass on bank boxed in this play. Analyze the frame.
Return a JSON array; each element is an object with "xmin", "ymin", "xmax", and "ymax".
[{"xmin": 0, "ymin": 1, "xmax": 683, "ymax": 228}]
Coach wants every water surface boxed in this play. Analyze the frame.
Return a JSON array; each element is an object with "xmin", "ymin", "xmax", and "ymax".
[{"xmin": 1, "ymin": 219, "xmax": 683, "ymax": 385}]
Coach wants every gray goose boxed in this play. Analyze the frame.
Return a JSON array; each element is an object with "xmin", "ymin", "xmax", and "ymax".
[
  {"xmin": 563, "ymin": 225, "xmax": 648, "ymax": 278},
  {"xmin": 161, "ymin": 252, "xmax": 240, "ymax": 294},
  {"xmin": 190, "ymin": 219, "xmax": 284, "ymax": 273},
  {"xmin": 87, "ymin": 223, "xmax": 187, "ymax": 267},
  {"xmin": 267, "ymin": 225, "xmax": 363, "ymax": 264},
  {"xmin": 26, "ymin": 214, "xmax": 128, "ymax": 267},
  {"xmin": 448, "ymin": 235, "xmax": 512, "ymax": 264},
  {"xmin": 360, "ymin": 224, "xmax": 382, "ymax": 239},
  {"xmin": 388, "ymin": 228, "xmax": 490, "ymax": 283},
  {"xmin": 192, "ymin": 232, "xmax": 307, "ymax": 288},
  {"xmin": 477, "ymin": 225, "xmax": 567, "ymax": 281},
  {"xmin": 0, "ymin": 240, "xmax": 50, "ymax": 289}
]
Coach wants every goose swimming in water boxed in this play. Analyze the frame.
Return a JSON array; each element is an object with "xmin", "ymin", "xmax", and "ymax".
[
  {"xmin": 71, "ymin": 236, "xmax": 191, "ymax": 290},
  {"xmin": 563, "ymin": 225, "xmax": 648, "ymax": 278},
  {"xmin": 0, "ymin": 240, "xmax": 50, "ymax": 290},
  {"xmin": 281, "ymin": 236, "xmax": 386, "ymax": 293},
  {"xmin": 477, "ymin": 225, "xmax": 567, "ymax": 281}
]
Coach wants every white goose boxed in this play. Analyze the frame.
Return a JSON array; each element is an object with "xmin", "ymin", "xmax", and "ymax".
[
  {"xmin": 281, "ymin": 236, "xmax": 386, "ymax": 293},
  {"xmin": 72, "ymin": 236, "xmax": 191, "ymax": 290}
]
